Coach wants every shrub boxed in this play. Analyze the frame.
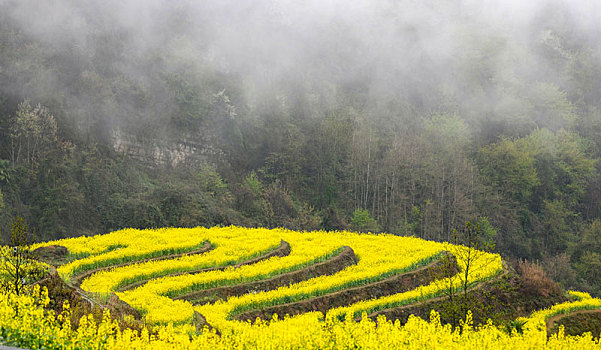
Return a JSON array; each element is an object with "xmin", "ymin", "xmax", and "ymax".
[
  {"xmin": 516, "ymin": 260, "xmax": 562, "ymax": 297},
  {"xmin": 351, "ymin": 209, "xmax": 379, "ymax": 232}
]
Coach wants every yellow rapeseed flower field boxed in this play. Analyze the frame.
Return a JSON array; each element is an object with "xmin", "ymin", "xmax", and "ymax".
[{"xmin": 6, "ymin": 226, "xmax": 600, "ymax": 349}]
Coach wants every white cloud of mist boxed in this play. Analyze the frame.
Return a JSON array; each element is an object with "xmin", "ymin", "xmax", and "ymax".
[
  {"xmin": 4, "ymin": 0, "xmax": 598, "ymax": 73},
  {"xmin": 1, "ymin": 0, "xmax": 599, "ymax": 128}
]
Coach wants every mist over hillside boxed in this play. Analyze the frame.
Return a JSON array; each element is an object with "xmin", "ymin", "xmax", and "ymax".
[{"xmin": 0, "ymin": 0, "xmax": 600, "ymax": 294}]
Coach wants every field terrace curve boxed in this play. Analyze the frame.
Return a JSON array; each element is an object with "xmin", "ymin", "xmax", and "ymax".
[
  {"xmin": 173, "ymin": 245, "xmax": 358, "ymax": 305},
  {"xmin": 39, "ymin": 226, "xmax": 503, "ymax": 335},
  {"xmin": 79, "ymin": 228, "xmax": 284, "ymax": 294},
  {"xmin": 36, "ymin": 227, "xmax": 213, "ymax": 282}
]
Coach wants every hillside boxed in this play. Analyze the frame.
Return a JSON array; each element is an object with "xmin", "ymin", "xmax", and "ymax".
[
  {"xmin": 1, "ymin": 0, "xmax": 601, "ymax": 347},
  {"xmin": 1, "ymin": 0, "xmax": 601, "ymax": 299},
  {"xmin": 0, "ymin": 226, "xmax": 598, "ymax": 348}
]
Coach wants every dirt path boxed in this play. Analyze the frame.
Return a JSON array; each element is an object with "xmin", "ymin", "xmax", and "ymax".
[
  {"xmin": 70, "ymin": 241, "xmax": 213, "ymax": 287},
  {"xmin": 545, "ymin": 308, "xmax": 601, "ymax": 336},
  {"xmin": 175, "ymin": 246, "xmax": 357, "ymax": 305},
  {"xmin": 235, "ymin": 254, "xmax": 456, "ymax": 322},
  {"xmin": 115, "ymin": 240, "xmax": 291, "ymax": 292}
]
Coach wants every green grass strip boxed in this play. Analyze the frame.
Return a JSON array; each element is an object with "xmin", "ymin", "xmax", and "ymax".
[
  {"xmin": 227, "ymin": 251, "xmax": 444, "ymax": 319},
  {"xmin": 112, "ymin": 241, "xmax": 285, "ymax": 292},
  {"xmin": 163, "ymin": 246, "xmax": 346, "ymax": 299},
  {"xmin": 66, "ymin": 241, "xmax": 211, "ymax": 282}
]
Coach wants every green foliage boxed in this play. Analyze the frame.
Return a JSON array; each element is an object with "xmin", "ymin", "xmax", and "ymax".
[
  {"xmin": 452, "ymin": 221, "xmax": 496, "ymax": 297},
  {"xmin": 351, "ymin": 209, "xmax": 379, "ymax": 233},
  {"xmin": 474, "ymin": 217, "xmax": 497, "ymax": 247},
  {"xmin": 577, "ymin": 251, "xmax": 601, "ymax": 285},
  {"xmin": 424, "ymin": 114, "xmax": 471, "ymax": 153},
  {"xmin": 0, "ymin": 159, "xmax": 10, "ymax": 185},
  {"xmin": 505, "ymin": 319, "xmax": 526, "ymax": 334},
  {"xmin": 539, "ymin": 200, "xmax": 574, "ymax": 255},
  {"xmin": 573, "ymin": 220, "xmax": 601, "ymax": 294},
  {"xmin": 259, "ymin": 181, "xmax": 321, "ymax": 231},
  {"xmin": 478, "ymin": 137, "xmax": 540, "ymax": 202},
  {"xmin": 576, "ymin": 108, "xmax": 601, "ymax": 158},
  {"xmin": 0, "ymin": 0, "xmax": 601, "ymax": 297},
  {"xmin": 8, "ymin": 100, "xmax": 62, "ymax": 168},
  {"xmin": 245, "ymin": 171, "xmax": 262, "ymax": 196},
  {"xmin": 528, "ymin": 82, "xmax": 578, "ymax": 131},
  {"xmin": 478, "ymin": 128, "xmax": 596, "ymax": 259},
  {"xmin": 260, "ymin": 126, "xmax": 305, "ymax": 187},
  {"xmin": 197, "ymin": 164, "xmax": 227, "ymax": 195},
  {"xmin": 0, "ymin": 217, "xmax": 45, "ymax": 296},
  {"xmin": 396, "ymin": 206, "xmax": 421, "ymax": 236},
  {"xmin": 527, "ymin": 129, "xmax": 596, "ymax": 208}
]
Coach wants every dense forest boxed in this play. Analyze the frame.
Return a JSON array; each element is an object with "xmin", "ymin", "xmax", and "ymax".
[{"xmin": 0, "ymin": 0, "xmax": 600, "ymax": 294}]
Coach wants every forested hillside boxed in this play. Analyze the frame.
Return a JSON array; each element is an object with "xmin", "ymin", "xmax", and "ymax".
[{"xmin": 0, "ymin": 0, "xmax": 600, "ymax": 295}]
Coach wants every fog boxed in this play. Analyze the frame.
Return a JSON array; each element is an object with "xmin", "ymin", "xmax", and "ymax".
[
  {"xmin": 2, "ymin": 0, "xmax": 601, "ymax": 274},
  {"xmin": 1, "ymin": 0, "xmax": 600, "ymax": 140}
]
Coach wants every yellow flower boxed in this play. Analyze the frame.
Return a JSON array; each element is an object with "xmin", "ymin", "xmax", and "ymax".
[{"xmin": 6, "ymin": 226, "xmax": 597, "ymax": 349}]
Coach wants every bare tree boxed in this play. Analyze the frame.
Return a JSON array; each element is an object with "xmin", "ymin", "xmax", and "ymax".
[
  {"xmin": 9, "ymin": 100, "xmax": 60, "ymax": 168},
  {"xmin": 452, "ymin": 221, "xmax": 496, "ymax": 300},
  {"xmin": 0, "ymin": 217, "xmax": 42, "ymax": 297},
  {"xmin": 431, "ymin": 220, "xmax": 497, "ymax": 324}
]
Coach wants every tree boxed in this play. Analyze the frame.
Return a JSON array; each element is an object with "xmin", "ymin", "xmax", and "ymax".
[
  {"xmin": 478, "ymin": 137, "xmax": 539, "ymax": 203},
  {"xmin": 452, "ymin": 221, "xmax": 496, "ymax": 298},
  {"xmin": 433, "ymin": 220, "xmax": 497, "ymax": 324},
  {"xmin": 0, "ymin": 217, "xmax": 43, "ymax": 296},
  {"xmin": 422, "ymin": 114, "xmax": 478, "ymax": 241},
  {"xmin": 9, "ymin": 100, "xmax": 60, "ymax": 168},
  {"xmin": 351, "ymin": 208, "xmax": 379, "ymax": 233},
  {"xmin": 574, "ymin": 220, "xmax": 601, "ymax": 294}
]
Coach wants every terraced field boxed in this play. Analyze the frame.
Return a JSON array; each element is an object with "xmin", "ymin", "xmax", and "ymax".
[
  {"xmin": 2, "ymin": 226, "xmax": 599, "ymax": 349},
  {"xmin": 40, "ymin": 226, "xmax": 490, "ymax": 326}
]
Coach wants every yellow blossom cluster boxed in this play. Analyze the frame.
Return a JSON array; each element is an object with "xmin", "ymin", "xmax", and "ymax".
[
  {"xmin": 1, "ymin": 286, "xmax": 600, "ymax": 349},
  {"xmin": 118, "ymin": 231, "xmax": 346, "ymax": 324},
  {"xmin": 326, "ymin": 243, "xmax": 503, "ymax": 321},
  {"xmin": 192, "ymin": 230, "xmax": 445, "ymax": 329},
  {"xmin": 80, "ymin": 228, "xmax": 283, "ymax": 294},
  {"xmin": 12, "ymin": 226, "xmax": 599, "ymax": 349},
  {"xmin": 36, "ymin": 228, "xmax": 210, "ymax": 282},
  {"xmin": 45, "ymin": 227, "xmax": 448, "ymax": 325},
  {"xmin": 520, "ymin": 290, "xmax": 601, "ymax": 336}
]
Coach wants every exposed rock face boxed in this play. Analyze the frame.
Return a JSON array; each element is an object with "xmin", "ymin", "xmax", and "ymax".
[{"xmin": 112, "ymin": 129, "xmax": 224, "ymax": 167}]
